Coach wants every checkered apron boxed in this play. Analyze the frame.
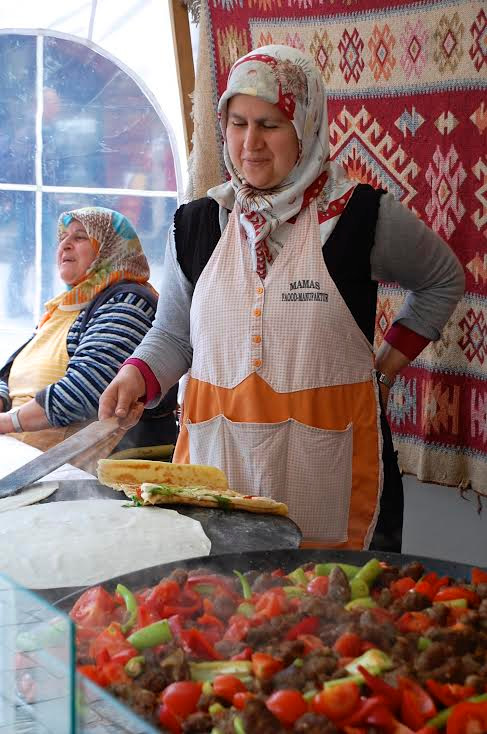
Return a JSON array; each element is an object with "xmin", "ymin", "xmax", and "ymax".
[{"xmin": 177, "ymin": 201, "xmax": 382, "ymax": 546}]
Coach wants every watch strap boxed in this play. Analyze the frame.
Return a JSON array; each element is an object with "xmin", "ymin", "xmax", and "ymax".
[{"xmin": 377, "ymin": 371, "xmax": 394, "ymax": 389}]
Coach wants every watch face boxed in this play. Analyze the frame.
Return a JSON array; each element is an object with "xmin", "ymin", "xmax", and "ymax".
[{"xmin": 379, "ymin": 372, "xmax": 392, "ymax": 387}]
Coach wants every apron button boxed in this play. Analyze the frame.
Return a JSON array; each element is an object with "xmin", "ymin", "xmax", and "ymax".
[
  {"xmin": 253, "ymin": 308, "xmax": 262, "ymax": 317},
  {"xmin": 253, "ymin": 335, "xmax": 262, "ymax": 344},
  {"xmin": 253, "ymin": 359, "xmax": 262, "ymax": 368}
]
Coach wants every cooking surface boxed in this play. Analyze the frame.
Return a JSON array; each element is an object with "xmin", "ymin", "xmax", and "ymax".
[
  {"xmin": 51, "ymin": 547, "xmax": 475, "ymax": 611},
  {"xmin": 34, "ymin": 479, "xmax": 301, "ymax": 600}
]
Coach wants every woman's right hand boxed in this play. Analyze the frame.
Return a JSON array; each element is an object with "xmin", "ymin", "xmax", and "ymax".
[{"xmin": 99, "ymin": 364, "xmax": 146, "ymax": 425}]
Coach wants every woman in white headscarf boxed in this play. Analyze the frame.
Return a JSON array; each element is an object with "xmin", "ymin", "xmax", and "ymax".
[{"xmin": 100, "ymin": 46, "xmax": 464, "ymax": 551}]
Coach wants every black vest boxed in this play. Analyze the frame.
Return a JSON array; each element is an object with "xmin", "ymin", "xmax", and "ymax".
[{"xmin": 174, "ymin": 183, "xmax": 383, "ymax": 344}]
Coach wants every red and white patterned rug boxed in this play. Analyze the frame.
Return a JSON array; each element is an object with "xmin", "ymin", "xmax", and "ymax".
[{"xmin": 189, "ymin": 0, "xmax": 487, "ymax": 496}]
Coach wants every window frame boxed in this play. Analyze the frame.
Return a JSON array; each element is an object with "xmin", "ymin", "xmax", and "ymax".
[{"xmin": 0, "ymin": 29, "xmax": 181, "ymax": 325}]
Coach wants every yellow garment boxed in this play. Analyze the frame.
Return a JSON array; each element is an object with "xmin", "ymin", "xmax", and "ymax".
[
  {"xmin": 9, "ymin": 302, "xmax": 80, "ymax": 406},
  {"xmin": 7, "ymin": 304, "xmax": 81, "ymax": 450}
]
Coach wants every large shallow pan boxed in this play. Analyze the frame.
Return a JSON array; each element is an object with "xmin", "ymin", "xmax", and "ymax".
[{"xmin": 54, "ymin": 548, "xmax": 479, "ymax": 613}]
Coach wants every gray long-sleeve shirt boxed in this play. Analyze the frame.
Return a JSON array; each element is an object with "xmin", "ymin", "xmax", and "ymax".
[{"xmin": 132, "ymin": 192, "xmax": 465, "ymax": 404}]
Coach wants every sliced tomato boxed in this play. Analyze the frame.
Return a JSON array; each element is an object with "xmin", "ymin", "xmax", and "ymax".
[
  {"xmin": 390, "ymin": 577, "xmax": 416, "ymax": 598},
  {"xmin": 88, "ymin": 623, "xmax": 137, "ymax": 662},
  {"xmin": 160, "ymin": 681, "xmax": 202, "ymax": 719},
  {"xmin": 77, "ymin": 664, "xmax": 102, "ymax": 685},
  {"xmin": 223, "ymin": 615, "xmax": 251, "ymax": 642},
  {"xmin": 213, "ymin": 674, "xmax": 247, "ymax": 702},
  {"xmin": 254, "ymin": 588, "xmax": 288, "ymax": 619},
  {"xmin": 396, "ymin": 611, "xmax": 432, "ymax": 633},
  {"xmin": 132, "ymin": 601, "xmax": 159, "ymax": 631},
  {"xmin": 158, "ymin": 704, "xmax": 181, "ymax": 734},
  {"xmin": 97, "ymin": 661, "xmax": 130, "ymax": 687},
  {"xmin": 446, "ymin": 701, "xmax": 487, "ymax": 734},
  {"xmin": 196, "ymin": 613, "xmax": 225, "ymax": 633},
  {"xmin": 70, "ymin": 586, "xmax": 117, "ymax": 628},
  {"xmin": 144, "ymin": 580, "xmax": 181, "ymax": 615},
  {"xmin": 251, "ymin": 652, "xmax": 283, "ymax": 680},
  {"xmin": 471, "ymin": 568, "xmax": 487, "ymax": 585},
  {"xmin": 312, "ymin": 681, "xmax": 361, "ymax": 721},
  {"xmin": 306, "ymin": 576, "xmax": 330, "ymax": 596},
  {"xmin": 231, "ymin": 646, "xmax": 252, "ymax": 661},
  {"xmin": 285, "ymin": 616, "xmax": 320, "ymax": 640},
  {"xmin": 179, "ymin": 628, "xmax": 223, "ymax": 660},
  {"xmin": 266, "ymin": 689, "xmax": 308, "ymax": 726},
  {"xmin": 298, "ymin": 633, "xmax": 325, "ymax": 654},
  {"xmin": 233, "ymin": 691, "xmax": 254, "ymax": 709},
  {"xmin": 333, "ymin": 632, "xmax": 364, "ymax": 659},
  {"xmin": 434, "ymin": 587, "xmax": 480, "ymax": 607}
]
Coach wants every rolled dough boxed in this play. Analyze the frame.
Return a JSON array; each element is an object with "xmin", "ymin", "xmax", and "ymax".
[
  {"xmin": 0, "ymin": 500, "xmax": 211, "ymax": 589},
  {"xmin": 0, "ymin": 435, "xmax": 58, "ymax": 511}
]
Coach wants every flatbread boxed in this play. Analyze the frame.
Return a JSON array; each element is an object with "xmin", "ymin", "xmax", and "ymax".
[
  {"xmin": 0, "ymin": 500, "xmax": 211, "ymax": 589},
  {"xmin": 97, "ymin": 458, "xmax": 288, "ymax": 516},
  {"xmin": 0, "ymin": 482, "xmax": 59, "ymax": 513},
  {"xmin": 0, "ymin": 435, "xmax": 59, "ymax": 510},
  {"xmin": 138, "ymin": 483, "xmax": 289, "ymax": 516},
  {"xmin": 98, "ymin": 458, "xmax": 229, "ymax": 492}
]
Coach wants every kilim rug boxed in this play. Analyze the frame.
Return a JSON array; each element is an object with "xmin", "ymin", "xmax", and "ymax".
[{"xmin": 188, "ymin": 0, "xmax": 487, "ymax": 496}]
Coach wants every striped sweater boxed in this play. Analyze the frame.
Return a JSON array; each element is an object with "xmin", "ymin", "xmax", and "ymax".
[{"xmin": 0, "ymin": 291, "xmax": 155, "ymax": 427}]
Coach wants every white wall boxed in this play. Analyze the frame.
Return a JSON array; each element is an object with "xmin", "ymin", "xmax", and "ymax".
[{"xmin": 402, "ymin": 475, "xmax": 487, "ymax": 567}]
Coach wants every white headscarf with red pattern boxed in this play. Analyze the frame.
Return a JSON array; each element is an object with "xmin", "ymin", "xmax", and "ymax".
[{"xmin": 208, "ymin": 45, "xmax": 357, "ymax": 278}]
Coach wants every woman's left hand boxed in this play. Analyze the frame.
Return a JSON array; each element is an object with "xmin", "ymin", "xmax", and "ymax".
[
  {"xmin": 375, "ymin": 342, "xmax": 410, "ymax": 408},
  {"xmin": 378, "ymin": 382, "xmax": 391, "ymax": 409}
]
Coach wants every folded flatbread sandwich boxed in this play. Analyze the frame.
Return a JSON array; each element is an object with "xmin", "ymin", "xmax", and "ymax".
[{"xmin": 97, "ymin": 459, "xmax": 288, "ymax": 516}]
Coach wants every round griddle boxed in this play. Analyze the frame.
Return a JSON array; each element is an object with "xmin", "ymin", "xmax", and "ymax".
[
  {"xmin": 53, "ymin": 547, "xmax": 478, "ymax": 612},
  {"xmin": 35, "ymin": 480, "xmax": 301, "ymax": 602}
]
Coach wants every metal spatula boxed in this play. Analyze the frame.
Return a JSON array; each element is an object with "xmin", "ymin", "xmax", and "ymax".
[{"xmin": 0, "ymin": 417, "xmax": 121, "ymax": 498}]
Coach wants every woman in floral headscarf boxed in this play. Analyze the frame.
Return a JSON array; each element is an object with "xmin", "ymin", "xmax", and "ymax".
[
  {"xmin": 100, "ymin": 46, "xmax": 464, "ymax": 551},
  {"xmin": 0, "ymin": 206, "xmax": 177, "ymax": 451}
]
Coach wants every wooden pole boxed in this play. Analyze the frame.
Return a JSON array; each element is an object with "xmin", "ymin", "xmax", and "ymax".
[{"xmin": 169, "ymin": 0, "xmax": 195, "ymax": 158}]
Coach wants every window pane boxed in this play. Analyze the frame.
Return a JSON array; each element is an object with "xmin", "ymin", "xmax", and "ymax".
[
  {"xmin": 43, "ymin": 38, "xmax": 176, "ymax": 191},
  {"xmin": 43, "ymin": 193, "xmax": 177, "ymax": 296},
  {"xmin": 0, "ymin": 191, "xmax": 36, "ymax": 363},
  {"xmin": 0, "ymin": 35, "xmax": 36, "ymax": 185}
]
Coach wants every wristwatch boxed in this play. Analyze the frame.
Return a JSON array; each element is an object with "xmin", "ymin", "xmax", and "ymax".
[
  {"xmin": 8, "ymin": 408, "xmax": 24, "ymax": 433},
  {"xmin": 377, "ymin": 371, "xmax": 394, "ymax": 389}
]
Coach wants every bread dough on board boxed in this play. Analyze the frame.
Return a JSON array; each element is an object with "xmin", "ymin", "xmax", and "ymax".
[{"xmin": 0, "ymin": 500, "xmax": 211, "ymax": 589}]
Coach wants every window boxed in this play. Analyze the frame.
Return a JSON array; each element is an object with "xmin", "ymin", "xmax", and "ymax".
[{"xmin": 0, "ymin": 34, "xmax": 179, "ymax": 363}]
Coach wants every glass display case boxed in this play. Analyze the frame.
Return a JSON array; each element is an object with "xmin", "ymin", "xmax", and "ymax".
[{"xmin": 0, "ymin": 573, "xmax": 158, "ymax": 733}]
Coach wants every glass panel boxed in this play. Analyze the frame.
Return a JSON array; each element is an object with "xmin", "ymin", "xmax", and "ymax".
[
  {"xmin": 43, "ymin": 38, "xmax": 177, "ymax": 191},
  {"xmin": 0, "ymin": 573, "xmax": 159, "ymax": 733},
  {"xmin": 0, "ymin": 35, "xmax": 36, "ymax": 185},
  {"xmin": 0, "ymin": 191, "xmax": 36, "ymax": 365},
  {"xmin": 43, "ymin": 193, "xmax": 177, "ymax": 297},
  {"xmin": 77, "ymin": 675, "xmax": 159, "ymax": 733},
  {"xmin": 0, "ymin": 573, "xmax": 75, "ymax": 733}
]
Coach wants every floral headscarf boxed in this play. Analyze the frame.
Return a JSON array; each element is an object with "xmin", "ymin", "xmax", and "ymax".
[
  {"xmin": 208, "ymin": 45, "xmax": 357, "ymax": 278},
  {"xmin": 41, "ymin": 207, "xmax": 154, "ymax": 324}
]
